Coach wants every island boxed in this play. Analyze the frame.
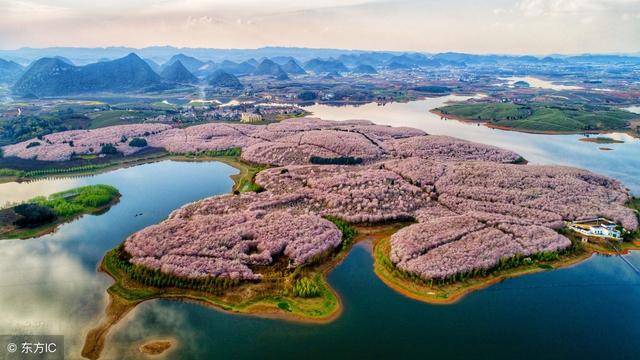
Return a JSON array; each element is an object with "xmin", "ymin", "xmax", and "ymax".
[
  {"xmin": 138, "ymin": 339, "xmax": 175, "ymax": 356},
  {"xmin": 0, "ymin": 184, "xmax": 120, "ymax": 239},
  {"xmin": 433, "ymin": 102, "xmax": 639, "ymax": 135},
  {"xmin": 0, "ymin": 118, "xmax": 638, "ymax": 359},
  {"xmin": 579, "ymin": 136, "xmax": 624, "ymax": 144}
]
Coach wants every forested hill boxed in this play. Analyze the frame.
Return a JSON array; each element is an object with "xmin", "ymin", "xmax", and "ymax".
[{"xmin": 12, "ymin": 53, "xmax": 163, "ymax": 97}]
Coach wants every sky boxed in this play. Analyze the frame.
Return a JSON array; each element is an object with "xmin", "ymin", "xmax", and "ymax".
[{"xmin": 1, "ymin": 0, "xmax": 639, "ymax": 54}]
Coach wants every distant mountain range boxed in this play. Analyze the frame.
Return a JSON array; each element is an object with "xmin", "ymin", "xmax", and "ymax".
[
  {"xmin": 0, "ymin": 46, "xmax": 380, "ymax": 66},
  {"xmin": 6, "ymin": 46, "xmax": 640, "ymax": 97},
  {"xmin": 1, "ymin": 46, "xmax": 639, "ymax": 68},
  {"xmin": 12, "ymin": 53, "xmax": 164, "ymax": 97}
]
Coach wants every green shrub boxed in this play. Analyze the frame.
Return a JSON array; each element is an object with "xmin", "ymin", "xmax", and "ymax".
[
  {"xmin": 13, "ymin": 203, "xmax": 57, "ymax": 228},
  {"xmin": 292, "ymin": 277, "xmax": 321, "ymax": 298},
  {"xmin": 0, "ymin": 168, "xmax": 24, "ymax": 177},
  {"xmin": 128, "ymin": 138, "xmax": 148, "ymax": 147},
  {"xmin": 100, "ymin": 143, "xmax": 119, "ymax": 155},
  {"xmin": 47, "ymin": 200, "xmax": 85, "ymax": 217},
  {"xmin": 72, "ymin": 185, "xmax": 119, "ymax": 207},
  {"xmin": 324, "ymin": 216, "xmax": 358, "ymax": 250}
]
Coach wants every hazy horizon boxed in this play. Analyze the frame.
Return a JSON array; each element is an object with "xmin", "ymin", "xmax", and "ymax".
[
  {"xmin": 2, "ymin": 0, "xmax": 639, "ymax": 55},
  {"xmin": 1, "ymin": 44, "xmax": 639, "ymax": 57}
]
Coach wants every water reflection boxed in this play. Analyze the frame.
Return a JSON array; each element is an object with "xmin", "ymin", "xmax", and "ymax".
[{"xmin": 0, "ymin": 160, "xmax": 238, "ymax": 358}]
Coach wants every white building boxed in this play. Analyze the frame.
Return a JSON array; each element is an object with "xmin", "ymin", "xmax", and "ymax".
[{"xmin": 568, "ymin": 218, "xmax": 622, "ymax": 241}]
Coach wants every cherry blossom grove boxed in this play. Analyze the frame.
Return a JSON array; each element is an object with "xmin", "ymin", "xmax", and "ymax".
[
  {"xmin": 1, "ymin": 117, "xmax": 519, "ymax": 164},
  {"xmin": 3, "ymin": 118, "xmax": 636, "ymax": 282}
]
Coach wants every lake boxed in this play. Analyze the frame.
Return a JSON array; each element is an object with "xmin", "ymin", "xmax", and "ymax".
[
  {"xmin": 306, "ymin": 96, "xmax": 640, "ymax": 194},
  {"xmin": 1, "ymin": 100, "xmax": 639, "ymax": 359},
  {"xmin": 499, "ymin": 76, "xmax": 583, "ymax": 91}
]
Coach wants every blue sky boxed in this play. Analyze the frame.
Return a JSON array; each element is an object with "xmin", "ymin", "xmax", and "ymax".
[{"xmin": 1, "ymin": 0, "xmax": 639, "ymax": 54}]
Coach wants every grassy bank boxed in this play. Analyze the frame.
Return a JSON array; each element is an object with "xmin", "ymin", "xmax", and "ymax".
[
  {"xmin": 0, "ymin": 184, "xmax": 120, "ymax": 239},
  {"xmin": 434, "ymin": 102, "xmax": 638, "ymax": 134},
  {"xmin": 101, "ymin": 245, "xmax": 341, "ymax": 321}
]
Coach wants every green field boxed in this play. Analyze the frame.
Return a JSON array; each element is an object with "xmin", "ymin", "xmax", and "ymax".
[
  {"xmin": 149, "ymin": 101, "xmax": 177, "ymax": 110},
  {"xmin": 87, "ymin": 109, "xmax": 163, "ymax": 129},
  {"xmin": 436, "ymin": 102, "xmax": 638, "ymax": 133}
]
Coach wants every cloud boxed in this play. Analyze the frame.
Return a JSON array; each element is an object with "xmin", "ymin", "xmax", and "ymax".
[
  {"xmin": 517, "ymin": 0, "xmax": 640, "ymax": 17},
  {"xmin": 1, "ymin": 0, "xmax": 71, "ymax": 19},
  {"xmin": 0, "ymin": 0, "xmax": 638, "ymax": 54}
]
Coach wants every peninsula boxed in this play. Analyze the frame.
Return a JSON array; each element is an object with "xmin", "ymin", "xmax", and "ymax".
[
  {"xmin": 0, "ymin": 184, "xmax": 120, "ymax": 239},
  {"xmin": 433, "ymin": 102, "xmax": 639, "ymax": 135}
]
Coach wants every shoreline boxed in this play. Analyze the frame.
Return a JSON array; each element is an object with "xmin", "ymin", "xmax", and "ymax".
[
  {"xmin": 0, "ymin": 152, "xmax": 260, "ymax": 192},
  {"xmin": 0, "ymin": 149, "xmax": 170, "ymax": 185},
  {"xmin": 138, "ymin": 338, "xmax": 177, "ymax": 357},
  {"xmin": 430, "ymin": 109, "xmax": 640, "ymax": 138},
  {"xmin": 578, "ymin": 137, "xmax": 624, "ymax": 144},
  {"xmin": 372, "ymin": 233, "xmax": 640, "ymax": 305}
]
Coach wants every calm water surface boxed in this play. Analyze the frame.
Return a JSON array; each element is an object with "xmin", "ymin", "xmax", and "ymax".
[
  {"xmin": 1, "ymin": 100, "xmax": 640, "ymax": 359},
  {"xmin": 499, "ymin": 76, "xmax": 583, "ymax": 91}
]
